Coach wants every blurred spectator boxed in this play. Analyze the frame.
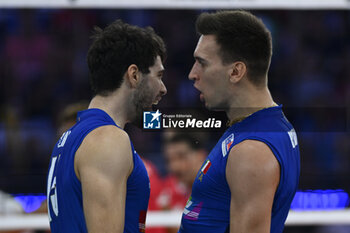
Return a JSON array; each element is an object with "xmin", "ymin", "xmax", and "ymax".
[
  {"xmin": 156, "ymin": 133, "xmax": 207, "ymax": 233},
  {"xmin": 143, "ymin": 159, "xmax": 166, "ymax": 233},
  {"xmin": 56, "ymin": 101, "xmax": 89, "ymax": 136}
]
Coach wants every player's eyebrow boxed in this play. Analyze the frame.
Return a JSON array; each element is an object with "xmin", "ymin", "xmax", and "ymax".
[
  {"xmin": 157, "ymin": 68, "xmax": 165, "ymax": 76},
  {"xmin": 194, "ymin": 56, "xmax": 208, "ymax": 65}
]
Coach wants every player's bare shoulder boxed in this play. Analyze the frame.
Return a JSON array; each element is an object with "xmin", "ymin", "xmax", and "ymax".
[
  {"xmin": 74, "ymin": 125, "xmax": 133, "ymax": 181},
  {"xmin": 228, "ymin": 140, "xmax": 279, "ymax": 170},
  {"xmin": 226, "ymin": 140, "xmax": 280, "ymax": 194}
]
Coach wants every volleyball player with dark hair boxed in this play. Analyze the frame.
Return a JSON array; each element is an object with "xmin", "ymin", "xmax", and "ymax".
[
  {"xmin": 179, "ymin": 11, "xmax": 300, "ymax": 233},
  {"xmin": 47, "ymin": 20, "xmax": 167, "ymax": 233}
]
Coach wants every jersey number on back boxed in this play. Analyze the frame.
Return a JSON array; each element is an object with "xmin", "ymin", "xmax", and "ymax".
[{"xmin": 47, "ymin": 155, "xmax": 59, "ymax": 221}]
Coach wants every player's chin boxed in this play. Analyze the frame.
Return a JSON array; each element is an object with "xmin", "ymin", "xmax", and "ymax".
[
  {"xmin": 141, "ymin": 102, "xmax": 153, "ymax": 111},
  {"xmin": 174, "ymin": 173, "xmax": 184, "ymax": 182},
  {"xmin": 204, "ymin": 101, "xmax": 212, "ymax": 110},
  {"xmin": 205, "ymin": 102, "xmax": 218, "ymax": 111},
  {"xmin": 207, "ymin": 104, "xmax": 225, "ymax": 112},
  {"xmin": 143, "ymin": 100, "xmax": 160, "ymax": 111}
]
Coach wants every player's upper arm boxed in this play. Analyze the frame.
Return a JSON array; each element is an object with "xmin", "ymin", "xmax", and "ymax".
[
  {"xmin": 75, "ymin": 125, "xmax": 133, "ymax": 233},
  {"xmin": 225, "ymin": 140, "xmax": 280, "ymax": 233}
]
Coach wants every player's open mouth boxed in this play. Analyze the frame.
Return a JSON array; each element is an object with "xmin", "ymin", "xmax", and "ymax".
[
  {"xmin": 193, "ymin": 85, "xmax": 204, "ymax": 101},
  {"xmin": 153, "ymin": 97, "xmax": 162, "ymax": 105}
]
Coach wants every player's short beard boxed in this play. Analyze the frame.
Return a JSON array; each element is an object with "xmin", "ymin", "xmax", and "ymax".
[{"xmin": 131, "ymin": 76, "xmax": 154, "ymax": 128}]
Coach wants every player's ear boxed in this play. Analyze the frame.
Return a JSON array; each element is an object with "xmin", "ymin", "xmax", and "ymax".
[
  {"xmin": 125, "ymin": 64, "xmax": 140, "ymax": 88},
  {"xmin": 228, "ymin": 61, "xmax": 247, "ymax": 84}
]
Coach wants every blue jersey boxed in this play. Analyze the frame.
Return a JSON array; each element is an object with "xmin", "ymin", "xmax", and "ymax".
[
  {"xmin": 179, "ymin": 105, "xmax": 300, "ymax": 233},
  {"xmin": 47, "ymin": 108, "xmax": 150, "ymax": 233}
]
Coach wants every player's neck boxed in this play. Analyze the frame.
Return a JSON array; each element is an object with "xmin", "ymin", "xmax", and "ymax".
[
  {"xmin": 88, "ymin": 90, "xmax": 129, "ymax": 129},
  {"xmin": 226, "ymin": 85, "xmax": 275, "ymax": 125}
]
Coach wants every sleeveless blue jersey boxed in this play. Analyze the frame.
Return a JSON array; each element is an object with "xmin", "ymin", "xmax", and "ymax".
[
  {"xmin": 179, "ymin": 105, "xmax": 300, "ymax": 233},
  {"xmin": 47, "ymin": 108, "xmax": 150, "ymax": 233}
]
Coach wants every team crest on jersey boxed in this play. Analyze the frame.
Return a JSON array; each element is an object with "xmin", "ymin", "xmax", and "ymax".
[{"xmin": 221, "ymin": 133, "xmax": 234, "ymax": 157}]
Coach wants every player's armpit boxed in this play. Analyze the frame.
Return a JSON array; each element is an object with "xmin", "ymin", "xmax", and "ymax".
[
  {"xmin": 75, "ymin": 125, "xmax": 134, "ymax": 233},
  {"xmin": 225, "ymin": 140, "xmax": 280, "ymax": 233}
]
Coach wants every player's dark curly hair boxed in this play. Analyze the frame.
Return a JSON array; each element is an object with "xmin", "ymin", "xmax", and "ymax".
[
  {"xmin": 196, "ymin": 10, "xmax": 272, "ymax": 86},
  {"xmin": 87, "ymin": 20, "xmax": 166, "ymax": 96}
]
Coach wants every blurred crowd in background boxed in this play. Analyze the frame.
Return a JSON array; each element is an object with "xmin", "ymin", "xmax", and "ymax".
[{"xmin": 0, "ymin": 9, "xmax": 349, "ymax": 233}]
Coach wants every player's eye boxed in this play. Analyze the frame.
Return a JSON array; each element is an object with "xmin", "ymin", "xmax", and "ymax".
[
  {"xmin": 195, "ymin": 58, "xmax": 207, "ymax": 68},
  {"xmin": 198, "ymin": 60, "xmax": 207, "ymax": 68}
]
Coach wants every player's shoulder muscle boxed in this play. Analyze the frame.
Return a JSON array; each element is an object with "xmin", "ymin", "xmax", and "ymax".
[
  {"xmin": 226, "ymin": 140, "xmax": 280, "ymax": 194},
  {"xmin": 75, "ymin": 125, "xmax": 133, "ymax": 180}
]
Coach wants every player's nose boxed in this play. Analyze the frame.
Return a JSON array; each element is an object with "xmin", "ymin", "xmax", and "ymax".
[
  {"xmin": 160, "ymin": 80, "xmax": 167, "ymax": 96},
  {"xmin": 188, "ymin": 63, "xmax": 199, "ymax": 81}
]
